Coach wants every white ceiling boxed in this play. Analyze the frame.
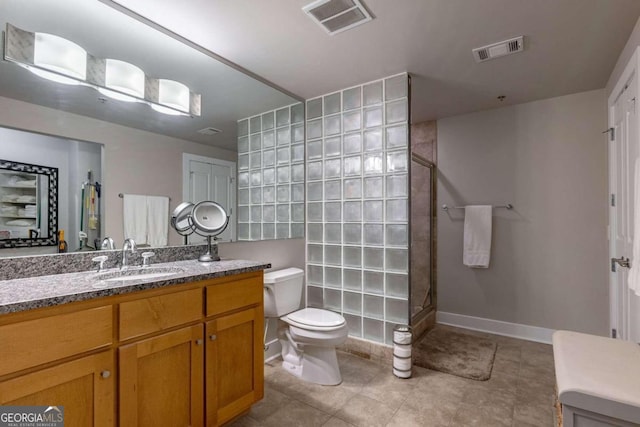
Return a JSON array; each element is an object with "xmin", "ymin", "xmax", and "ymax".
[{"xmin": 111, "ymin": 0, "xmax": 640, "ymax": 123}]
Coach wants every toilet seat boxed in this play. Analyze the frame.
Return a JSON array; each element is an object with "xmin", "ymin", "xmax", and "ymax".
[{"xmin": 282, "ymin": 308, "xmax": 346, "ymax": 331}]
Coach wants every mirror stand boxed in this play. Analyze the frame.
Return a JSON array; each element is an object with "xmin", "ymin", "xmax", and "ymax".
[{"xmin": 199, "ymin": 236, "xmax": 220, "ymax": 263}]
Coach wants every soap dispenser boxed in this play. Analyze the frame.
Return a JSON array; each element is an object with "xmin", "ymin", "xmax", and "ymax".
[{"xmin": 58, "ymin": 230, "xmax": 68, "ymax": 253}]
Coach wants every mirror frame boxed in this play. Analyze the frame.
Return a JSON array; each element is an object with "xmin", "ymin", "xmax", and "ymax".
[{"xmin": 0, "ymin": 159, "xmax": 58, "ymax": 248}]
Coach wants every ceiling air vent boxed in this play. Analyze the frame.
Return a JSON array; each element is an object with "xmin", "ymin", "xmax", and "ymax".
[
  {"xmin": 472, "ymin": 36, "xmax": 525, "ymax": 63},
  {"xmin": 303, "ymin": 0, "xmax": 373, "ymax": 35},
  {"xmin": 197, "ymin": 127, "xmax": 222, "ymax": 136}
]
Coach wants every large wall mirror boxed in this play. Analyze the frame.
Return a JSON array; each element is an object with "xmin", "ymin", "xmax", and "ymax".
[{"xmin": 0, "ymin": 0, "xmax": 303, "ymax": 256}]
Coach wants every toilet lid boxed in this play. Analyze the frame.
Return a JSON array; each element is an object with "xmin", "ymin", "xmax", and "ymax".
[{"xmin": 287, "ymin": 308, "xmax": 345, "ymax": 328}]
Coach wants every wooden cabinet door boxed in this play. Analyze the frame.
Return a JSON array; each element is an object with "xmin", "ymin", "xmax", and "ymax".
[
  {"xmin": 119, "ymin": 325, "xmax": 204, "ymax": 427},
  {"xmin": 206, "ymin": 306, "xmax": 263, "ymax": 426},
  {"xmin": 0, "ymin": 351, "xmax": 114, "ymax": 427}
]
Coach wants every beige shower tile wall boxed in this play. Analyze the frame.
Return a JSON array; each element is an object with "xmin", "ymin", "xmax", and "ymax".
[{"xmin": 411, "ymin": 120, "xmax": 437, "ymax": 162}]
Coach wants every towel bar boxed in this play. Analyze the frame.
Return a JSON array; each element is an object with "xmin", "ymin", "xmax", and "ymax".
[
  {"xmin": 442, "ymin": 203, "xmax": 513, "ymax": 211},
  {"xmin": 118, "ymin": 193, "xmax": 171, "ymax": 201}
]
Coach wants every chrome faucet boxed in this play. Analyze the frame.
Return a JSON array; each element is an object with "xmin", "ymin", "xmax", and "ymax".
[
  {"xmin": 100, "ymin": 237, "xmax": 115, "ymax": 250},
  {"xmin": 121, "ymin": 238, "xmax": 137, "ymax": 270}
]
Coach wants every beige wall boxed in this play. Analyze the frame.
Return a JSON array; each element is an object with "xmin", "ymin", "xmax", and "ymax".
[
  {"xmin": 219, "ymin": 238, "xmax": 305, "ymax": 272},
  {"xmin": 0, "ymin": 96, "xmax": 236, "ymax": 246},
  {"xmin": 437, "ymin": 89, "xmax": 608, "ymax": 335},
  {"xmin": 607, "ymin": 16, "xmax": 640, "ymax": 98}
]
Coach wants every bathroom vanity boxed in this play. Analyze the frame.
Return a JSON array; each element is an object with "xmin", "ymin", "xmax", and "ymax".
[{"xmin": 0, "ymin": 259, "xmax": 269, "ymax": 426}]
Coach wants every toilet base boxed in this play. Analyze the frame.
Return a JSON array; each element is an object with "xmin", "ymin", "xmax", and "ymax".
[
  {"xmin": 278, "ymin": 323, "xmax": 346, "ymax": 386},
  {"xmin": 281, "ymin": 344, "xmax": 343, "ymax": 385}
]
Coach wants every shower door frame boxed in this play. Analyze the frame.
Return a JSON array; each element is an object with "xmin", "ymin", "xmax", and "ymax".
[{"xmin": 409, "ymin": 152, "xmax": 437, "ymax": 326}]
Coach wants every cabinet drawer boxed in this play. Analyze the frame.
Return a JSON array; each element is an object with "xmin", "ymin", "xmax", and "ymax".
[
  {"xmin": 206, "ymin": 276, "xmax": 262, "ymax": 317},
  {"xmin": 119, "ymin": 288, "xmax": 203, "ymax": 341},
  {"xmin": 0, "ymin": 306, "xmax": 113, "ymax": 376}
]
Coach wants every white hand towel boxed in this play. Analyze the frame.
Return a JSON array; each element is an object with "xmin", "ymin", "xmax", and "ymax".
[
  {"xmin": 628, "ymin": 158, "xmax": 640, "ymax": 296},
  {"xmin": 146, "ymin": 196, "xmax": 169, "ymax": 247},
  {"xmin": 463, "ymin": 205, "xmax": 492, "ymax": 268},
  {"xmin": 123, "ymin": 194, "xmax": 148, "ymax": 245}
]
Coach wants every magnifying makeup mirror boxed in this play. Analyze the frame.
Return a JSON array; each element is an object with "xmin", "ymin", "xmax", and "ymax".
[
  {"xmin": 170, "ymin": 200, "xmax": 229, "ymax": 263},
  {"xmin": 171, "ymin": 202, "xmax": 194, "ymax": 234}
]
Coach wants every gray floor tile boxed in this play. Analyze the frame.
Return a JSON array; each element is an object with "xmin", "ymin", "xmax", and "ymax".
[
  {"xmin": 360, "ymin": 370, "xmax": 416, "ymax": 410},
  {"xmin": 516, "ymin": 380, "xmax": 556, "ymax": 408},
  {"xmin": 250, "ymin": 385, "xmax": 291, "ymax": 421},
  {"xmin": 518, "ymin": 363, "xmax": 556, "ymax": 389},
  {"xmin": 386, "ymin": 403, "xmax": 452, "ymax": 427},
  {"xmin": 262, "ymin": 400, "xmax": 332, "ymax": 427},
  {"xmin": 462, "ymin": 385, "xmax": 515, "ymax": 411},
  {"xmin": 322, "ymin": 417, "xmax": 356, "ymax": 427},
  {"xmin": 261, "ymin": 327, "xmax": 557, "ymax": 427},
  {"xmin": 334, "ymin": 394, "xmax": 396, "ymax": 427},
  {"xmin": 402, "ymin": 383, "xmax": 461, "ymax": 420},
  {"xmin": 397, "ymin": 394, "xmax": 460, "ymax": 426},
  {"xmin": 451, "ymin": 403, "xmax": 512, "ymax": 427},
  {"xmin": 492, "ymin": 360, "xmax": 521, "ymax": 381},
  {"xmin": 264, "ymin": 362, "xmax": 304, "ymax": 397},
  {"xmin": 478, "ymin": 372, "xmax": 519, "ymax": 395},
  {"xmin": 414, "ymin": 369, "xmax": 472, "ymax": 400},
  {"xmin": 291, "ymin": 379, "xmax": 359, "ymax": 414},
  {"xmin": 513, "ymin": 402, "xmax": 554, "ymax": 426},
  {"xmin": 520, "ymin": 341, "xmax": 553, "ymax": 355},
  {"xmin": 494, "ymin": 344, "xmax": 522, "ymax": 363},
  {"xmin": 226, "ymin": 414, "xmax": 262, "ymax": 427}
]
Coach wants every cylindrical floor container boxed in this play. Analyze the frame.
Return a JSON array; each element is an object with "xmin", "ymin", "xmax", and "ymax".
[{"xmin": 393, "ymin": 325, "xmax": 412, "ymax": 378}]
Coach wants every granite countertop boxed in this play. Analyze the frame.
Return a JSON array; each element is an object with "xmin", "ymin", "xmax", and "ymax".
[{"xmin": 0, "ymin": 259, "xmax": 271, "ymax": 314}]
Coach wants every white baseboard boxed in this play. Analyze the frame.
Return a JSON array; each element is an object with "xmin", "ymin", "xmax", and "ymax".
[{"xmin": 436, "ymin": 311, "xmax": 554, "ymax": 344}]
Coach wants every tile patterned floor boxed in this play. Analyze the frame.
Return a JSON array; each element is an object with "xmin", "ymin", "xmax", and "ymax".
[{"xmin": 229, "ymin": 327, "xmax": 556, "ymax": 427}]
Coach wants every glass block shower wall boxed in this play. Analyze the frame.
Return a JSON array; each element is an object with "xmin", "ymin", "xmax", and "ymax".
[
  {"xmin": 237, "ymin": 102, "xmax": 305, "ymax": 241},
  {"xmin": 305, "ymin": 73, "xmax": 410, "ymax": 345}
]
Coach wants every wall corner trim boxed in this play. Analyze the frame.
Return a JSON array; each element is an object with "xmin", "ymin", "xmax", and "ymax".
[{"xmin": 436, "ymin": 311, "xmax": 555, "ymax": 344}]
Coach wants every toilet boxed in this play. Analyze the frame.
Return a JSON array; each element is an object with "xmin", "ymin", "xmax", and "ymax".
[{"xmin": 263, "ymin": 267, "xmax": 348, "ymax": 385}]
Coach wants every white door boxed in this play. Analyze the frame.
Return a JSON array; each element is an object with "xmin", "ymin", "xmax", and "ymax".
[
  {"xmin": 183, "ymin": 154, "xmax": 236, "ymax": 242},
  {"xmin": 609, "ymin": 48, "xmax": 640, "ymax": 342}
]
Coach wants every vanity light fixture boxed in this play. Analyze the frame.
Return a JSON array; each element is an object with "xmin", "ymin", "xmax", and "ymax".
[
  {"xmin": 3, "ymin": 23, "xmax": 201, "ymax": 117},
  {"xmin": 31, "ymin": 32, "xmax": 87, "ymax": 85},
  {"xmin": 151, "ymin": 79, "xmax": 191, "ymax": 116},
  {"xmin": 98, "ymin": 59, "xmax": 145, "ymax": 103}
]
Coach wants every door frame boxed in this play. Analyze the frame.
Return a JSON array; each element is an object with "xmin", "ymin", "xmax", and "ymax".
[
  {"xmin": 608, "ymin": 46, "xmax": 640, "ymax": 339},
  {"xmin": 182, "ymin": 153, "xmax": 237, "ymax": 242}
]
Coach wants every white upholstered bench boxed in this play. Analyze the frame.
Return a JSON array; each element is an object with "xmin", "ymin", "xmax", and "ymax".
[{"xmin": 553, "ymin": 330, "xmax": 640, "ymax": 426}]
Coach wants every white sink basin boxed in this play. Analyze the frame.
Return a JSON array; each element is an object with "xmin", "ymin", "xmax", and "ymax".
[{"xmin": 95, "ymin": 267, "xmax": 185, "ymax": 283}]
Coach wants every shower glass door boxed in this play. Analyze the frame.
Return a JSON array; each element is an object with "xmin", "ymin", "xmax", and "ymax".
[{"xmin": 410, "ymin": 153, "xmax": 435, "ymax": 323}]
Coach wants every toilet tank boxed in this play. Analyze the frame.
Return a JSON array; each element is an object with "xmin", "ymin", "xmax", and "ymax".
[{"xmin": 263, "ymin": 267, "xmax": 305, "ymax": 317}]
